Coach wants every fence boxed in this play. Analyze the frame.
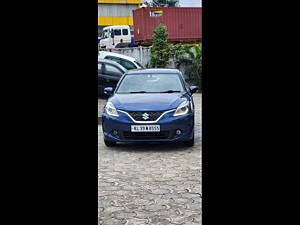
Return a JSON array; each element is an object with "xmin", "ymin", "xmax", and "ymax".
[{"xmin": 99, "ymin": 46, "xmax": 193, "ymax": 81}]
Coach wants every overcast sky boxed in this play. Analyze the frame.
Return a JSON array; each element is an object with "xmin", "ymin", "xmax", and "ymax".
[
  {"xmin": 143, "ymin": 0, "xmax": 202, "ymax": 7},
  {"xmin": 179, "ymin": 0, "xmax": 202, "ymax": 7}
]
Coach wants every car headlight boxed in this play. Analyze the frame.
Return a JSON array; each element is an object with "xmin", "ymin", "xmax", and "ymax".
[
  {"xmin": 105, "ymin": 102, "xmax": 119, "ymax": 117},
  {"xmin": 173, "ymin": 100, "xmax": 190, "ymax": 117}
]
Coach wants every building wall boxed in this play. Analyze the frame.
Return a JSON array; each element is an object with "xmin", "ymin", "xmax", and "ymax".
[
  {"xmin": 98, "ymin": 4, "xmax": 135, "ymax": 26},
  {"xmin": 99, "ymin": 0, "xmax": 140, "ymax": 4},
  {"xmin": 98, "ymin": 0, "xmax": 140, "ymax": 27}
]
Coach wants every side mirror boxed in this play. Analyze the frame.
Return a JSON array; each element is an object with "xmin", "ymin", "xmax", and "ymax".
[
  {"xmin": 104, "ymin": 87, "xmax": 114, "ymax": 96},
  {"xmin": 189, "ymin": 86, "xmax": 199, "ymax": 94}
]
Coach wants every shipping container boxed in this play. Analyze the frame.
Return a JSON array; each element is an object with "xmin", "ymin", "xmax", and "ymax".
[{"xmin": 133, "ymin": 7, "xmax": 202, "ymax": 45}]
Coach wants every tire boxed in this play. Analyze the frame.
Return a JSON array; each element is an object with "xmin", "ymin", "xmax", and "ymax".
[
  {"xmin": 104, "ymin": 139, "xmax": 116, "ymax": 147},
  {"xmin": 184, "ymin": 132, "xmax": 194, "ymax": 147}
]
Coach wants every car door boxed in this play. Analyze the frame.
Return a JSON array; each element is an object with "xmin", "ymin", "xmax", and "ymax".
[
  {"xmin": 102, "ymin": 63, "xmax": 124, "ymax": 90},
  {"xmin": 98, "ymin": 62, "xmax": 105, "ymax": 95}
]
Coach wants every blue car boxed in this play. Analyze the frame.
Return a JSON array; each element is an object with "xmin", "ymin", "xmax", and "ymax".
[{"xmin": 101, "ymin": 69, "xmax": 198, "ymax": 147}]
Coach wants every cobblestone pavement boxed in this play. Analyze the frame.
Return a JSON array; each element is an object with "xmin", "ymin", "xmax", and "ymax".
[
  {"xmin": 98, "ymin": 97, "xmax": 107, "ymax": 118},
  {"xmin": 98, "ymin": 94, "xmax": 202, "ymax": 225}
]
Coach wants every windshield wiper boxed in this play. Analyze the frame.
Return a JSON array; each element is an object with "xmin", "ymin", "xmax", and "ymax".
[
  {"xmin": 130, "ymin": 91, "xmax": 148, "ymax": 93},
  {"xmin": 160, "ymin": 90, "xmax": 181, "ymax": 93}
]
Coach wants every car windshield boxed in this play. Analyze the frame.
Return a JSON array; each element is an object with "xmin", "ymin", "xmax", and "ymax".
[
  {"xmin": 116, "ymin": 73, "xmax": 184, "ymax": 93},
  {"xmin": 100, "ymin": 30, "xmax": 109, "ymax": 39}
]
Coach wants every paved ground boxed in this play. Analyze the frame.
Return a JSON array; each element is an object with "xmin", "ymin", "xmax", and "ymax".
[
  {"xmin": 98, "ymin": 94, "xmax": 202, "ymax": 225},
  {"xmin": 98, "ymin": 97, "xmax": 107, "ymax": 118}
]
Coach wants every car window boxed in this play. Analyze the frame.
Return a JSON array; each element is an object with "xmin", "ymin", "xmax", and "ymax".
[
  {"xmin": 122, "ymin": 29, "xmax": 128, "ymax": 35},
  {"xmin": 105, "ymin": 56, "xmax": 121, "ymax": 64},
  {"xmin": 101, "ymin": 30, "xmax": 109, "ymax": 39},
  {"xmin": 120, "ymin": 59, "xmax": 137, "ymax": 70},
  {"xmin": 116, "ymin": 73, "xmax": 184, "ymax": 93},
  {"xmin": 134, "ymin": 60, "xmax": 144, "ymax": 68},
  {"xmin": 98, "ymin": 63, "xmax": 102, "ymax": 73},
  {"xmin": 105, "ymin": 56, "xmax": 137, "ymax": 70},
  {"xmin": 105, "ymin": 64, "xmax": 123, "ymax": 77},
  {"xmin": 113, "ymin": 29, "xmax": 121, "ymax": 36}
]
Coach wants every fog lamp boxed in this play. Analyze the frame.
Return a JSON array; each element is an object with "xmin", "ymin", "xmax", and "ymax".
[{"xmin": 176, "ymin": 129, "xmax": 182, "ymax": 135}]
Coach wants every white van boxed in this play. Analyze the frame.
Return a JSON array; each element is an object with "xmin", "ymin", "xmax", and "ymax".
[
  {"xmin": 99, "ymin": 25, "xmax": 132, "ymax": 49},
  {"xmin": 98, "ymin": 51, "xmax": 144, "ymax": 70}
]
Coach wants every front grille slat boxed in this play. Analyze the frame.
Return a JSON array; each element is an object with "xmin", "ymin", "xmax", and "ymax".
[
  {"xmin": 123, "ymin": 131, "xmax": 169, "ymax": 139},
  {"xmin": 128, "ymin": 111, "xmax": 164, "ymax": 121}
]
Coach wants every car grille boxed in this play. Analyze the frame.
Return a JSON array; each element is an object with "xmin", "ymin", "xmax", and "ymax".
[
  {"xmin": 128, "ymin": 111, "xmax": 164, "ymax": 121},
  {"xmin": 123, "ymin": 131, "xmax": 170, "ymax": 139}
]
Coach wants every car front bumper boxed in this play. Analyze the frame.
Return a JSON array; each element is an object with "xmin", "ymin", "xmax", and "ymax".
[{"xmin": 102, "ymin": 110, "xmax": 194, "ymax": 143}]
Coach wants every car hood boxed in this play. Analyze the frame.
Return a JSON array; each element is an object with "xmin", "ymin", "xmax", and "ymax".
[{"xmin": 109, "ymin": 93, "xmax": 189, "ymax": 111}]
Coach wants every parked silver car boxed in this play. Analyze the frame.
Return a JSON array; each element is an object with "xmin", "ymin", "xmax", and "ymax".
[{"xmin": 98, "ymin": 51, "xmax": 144, "ymax": 70}]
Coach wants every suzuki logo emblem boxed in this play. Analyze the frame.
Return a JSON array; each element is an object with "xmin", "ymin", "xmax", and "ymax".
[{"xmin": 142, "ymin": 113, "xmax": 149, "ymax": 120}]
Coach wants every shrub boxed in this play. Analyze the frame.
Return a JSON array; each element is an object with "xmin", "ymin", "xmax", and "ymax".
[
  {"xmin": 171, "ymin": 43, "xmax": 202, "ymax": 90},
  {"xmin": 150, "ymin": 25, "xmax": 170, "ymax": 68}
]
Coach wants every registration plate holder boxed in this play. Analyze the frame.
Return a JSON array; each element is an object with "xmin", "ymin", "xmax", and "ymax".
[{"xmin": 131, "ymin": 125, "xmax": 160, "ymax": 132}]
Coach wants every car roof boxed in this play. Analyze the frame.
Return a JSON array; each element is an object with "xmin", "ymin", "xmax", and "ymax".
[
  {"xmin": 125, "ymin": 68, "xmax": 180, "ymax": 75},
  {"xmin": 98, "ymin": 51, "xmax": 136, "ymax": 62},
  {"xmin": 103, "ymin": 25, "xmax": 130, "ymax": 30},
  {"xmin": 98, "ymin": 59, "xmax": 127, "ymax": 71}
]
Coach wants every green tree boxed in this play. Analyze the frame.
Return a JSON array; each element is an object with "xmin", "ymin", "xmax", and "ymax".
[{"xmin": 150, "ymin": 24, "xmax": 170, "ymax": 68}]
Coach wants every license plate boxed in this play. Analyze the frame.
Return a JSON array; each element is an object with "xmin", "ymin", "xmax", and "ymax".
[{"xmin": 131, "ymin": 125, "xmax": 160, "ymax": 132}]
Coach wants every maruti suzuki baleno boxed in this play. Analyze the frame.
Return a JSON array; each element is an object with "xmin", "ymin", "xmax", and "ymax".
[{"xmin": 101, "ymin": 69, "xmax": 198, "ymax": 147}]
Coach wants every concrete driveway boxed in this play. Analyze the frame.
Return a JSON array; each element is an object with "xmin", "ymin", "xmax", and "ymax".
[{"xmin": 98, "ymin": 94, "xmax": 202, "ymax": 225}]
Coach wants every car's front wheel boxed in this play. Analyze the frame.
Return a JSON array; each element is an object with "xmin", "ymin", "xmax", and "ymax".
[
  {"xmin": 104, "ymin": 139, "xmax": 116, "ymax": 147},
  {"xmin": 184, "ymin": 132, "xmax": 194, "ymax": 147}
]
